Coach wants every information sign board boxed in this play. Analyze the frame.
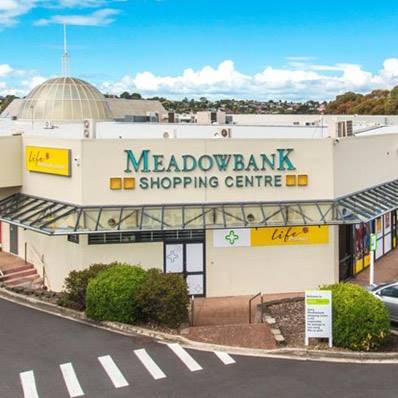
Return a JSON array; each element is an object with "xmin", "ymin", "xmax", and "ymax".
[{"xmin": 305, "ymin": 290, "xmax": 332, "ymax": 347}]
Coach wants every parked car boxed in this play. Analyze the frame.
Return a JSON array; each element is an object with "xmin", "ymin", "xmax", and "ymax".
[{"xmin": 368, "ymin": 282, "xmax": 398, "ymax": 322}]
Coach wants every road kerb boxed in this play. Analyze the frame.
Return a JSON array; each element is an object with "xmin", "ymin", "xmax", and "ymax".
[{"xmin": 1, "ymin": 286, "xmax": 398, "ymax": 364}]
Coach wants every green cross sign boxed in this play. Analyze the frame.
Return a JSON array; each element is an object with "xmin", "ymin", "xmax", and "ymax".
[{"xmin": 225, "ymin": 230, "xmax": 239, "ymax": 245}]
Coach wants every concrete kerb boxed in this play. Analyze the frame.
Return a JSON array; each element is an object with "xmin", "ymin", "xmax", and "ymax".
[{"xmin": 1, "ymin": 286, "xmax": 398, "ymax": 364}]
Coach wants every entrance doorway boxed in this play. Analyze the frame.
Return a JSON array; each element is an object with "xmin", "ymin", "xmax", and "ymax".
[
  {"xmin": 339, "ymin": 225, "xmax": 353, "ymax": 281},
  {"xmin": 164, "ymin": 241, "xmax": 205, "ymax": 296},
  {"xmin": 9, "ymin": 224, "xmax": 18, "ymax": 255}
]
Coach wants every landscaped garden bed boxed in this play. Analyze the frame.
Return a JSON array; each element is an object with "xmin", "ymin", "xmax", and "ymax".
[{"xmin": 267, "ymin": 290, "xmax": 398, "ymax": 352}]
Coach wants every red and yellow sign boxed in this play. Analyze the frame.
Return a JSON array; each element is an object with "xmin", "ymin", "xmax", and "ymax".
[
  {"xmin": 251, "ymin": 226, "xmax": 329, "ymax": 246},
  {"xmin": 25, "ymin": 146, "xmax": 71, "ymax": 177}
]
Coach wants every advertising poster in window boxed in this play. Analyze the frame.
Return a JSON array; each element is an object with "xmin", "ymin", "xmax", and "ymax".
[
  {"xmin": 375, "ymin": 216, "xmax": 384, "ymax": 260},
  {"xmin": 384, "ymin": 213, "xmax": 392, "ymax": 253},
  {"xmin": 353, "ymin": 223, "xmax": 371, "ymax": 274},
  {"xmin": 376, "ymin": 217, "xmax": 383, "ymax": 238}
]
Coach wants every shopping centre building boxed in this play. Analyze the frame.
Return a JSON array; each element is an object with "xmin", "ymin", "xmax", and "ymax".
[{"xmin": 1, "ymin": 76, "xmax": 398, "ymax": 296}]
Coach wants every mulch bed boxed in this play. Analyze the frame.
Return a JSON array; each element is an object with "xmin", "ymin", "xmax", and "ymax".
[
  {"xmin": 268, "ymin": 299, "xmax": 306, "ymax": 347},
  {"xmin": 267, "ymin": 298, "xmax": 398, "ymax": 352}
]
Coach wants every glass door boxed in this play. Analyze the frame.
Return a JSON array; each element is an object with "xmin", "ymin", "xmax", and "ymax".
[
  {"xmin": 185, "ymin": 243, "xmax": 204, "ymax": 296},
  {"xmin": 164, "ymin": 241, "xmax": 205, "ymax": 296}
]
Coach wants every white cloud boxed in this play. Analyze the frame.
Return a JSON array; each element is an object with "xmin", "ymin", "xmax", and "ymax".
[
  {"xmin": 57, "ymin": 0, "xmax": 108, "ymax": 7},
  {"xmin": 0, "ymin": 1, "xmax": 123, "ymax": 27},
  {"xmin": 0, "ymin": 64, "xmax": 14, "ymax": 77},
  {"xmin": 50, "ymin": 0, "xmax": 126, "ymax": 8},
  {"xmin": 21, "ymin": 75, "xmax": 47, "ymax": 90},
  {"xmin": 99, "ymin": 58, "xmax": 398, "ymax": 101},
  {"xmin": 3, "ymin": 58, "xmax": 398, "ymax": 101},
  {"xmin": 35, "ymin": 7, "xmax": 119, "ymax": 26},
  {"xmin": 0, "ymin": 0, "xmax": 38, "ymax": 27}
]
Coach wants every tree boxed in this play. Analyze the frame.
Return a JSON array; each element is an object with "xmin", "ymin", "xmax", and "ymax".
[
  {"xmin": 0, "ymin": 95, "xmax": 18, "ymax": 112},
  {"xmin": 120, "ymin": 91, "xmax": 131, "ymax": 99}
]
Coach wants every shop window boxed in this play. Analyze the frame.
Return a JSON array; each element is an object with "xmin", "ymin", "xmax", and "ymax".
[
  {"xmin": 353, "ymin": 223, "xmax": 371, "ymax": 274},
  {"xmin": 67, "ymin": 234, "xmax": 79, "ymax": 244}
]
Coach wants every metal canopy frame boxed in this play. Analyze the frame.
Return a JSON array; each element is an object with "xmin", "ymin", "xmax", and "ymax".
[{"xmin": 1, "ymin": 179, "xmax": 398, "ymax": 236}]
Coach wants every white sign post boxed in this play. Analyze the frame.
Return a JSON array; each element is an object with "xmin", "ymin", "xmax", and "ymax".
[
  {"xmin": 369, "ymin": 233, "xmax": 377, "ymax": 287},
  {"xmin": 305, "ymin": 290, "xmax": 333, "ymax": 348}
]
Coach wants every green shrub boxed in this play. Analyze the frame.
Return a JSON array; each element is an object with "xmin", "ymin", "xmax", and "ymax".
[
  {"xmin": 321, "ymin": 283, "xmax": 390, "ymax": 351},
  {"xmin": 136, "ymin": 269, "xmax": 189, "ymax": 329},
  {"xmin": 58, "ymin": 263, "xmax": 112, "ymax": 310},
  {"xmin": 86, "ymin": 264, "xmax": 147, "ymax": 324}
]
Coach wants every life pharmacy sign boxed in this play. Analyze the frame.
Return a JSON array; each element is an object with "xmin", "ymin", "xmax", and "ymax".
[{"xmin": 305, "ymin": 290, "xmax": 333, "ymax": 348}]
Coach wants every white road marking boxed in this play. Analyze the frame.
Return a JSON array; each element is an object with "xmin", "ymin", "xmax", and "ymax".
[
  {"xmin": 134, "ymin": 349, "xmax": 167, "ymax": 380},
  {"xmin": 167, "ymin": 343, "xmax": 202, "ymax": 372},
  {"xmin": 98, "ymin": 355, "xmax": 129, "ymax": 388},
  {"xmin": 214, "ymin": 351, "xmax": 236, "ymax": 365},
  {"xmin": 20, "ymin": 370, "xmax": 39, "ymax": 398},
  {"xmin": 60, "ymin": 362, "xmax": 85, "ymax": 397}
]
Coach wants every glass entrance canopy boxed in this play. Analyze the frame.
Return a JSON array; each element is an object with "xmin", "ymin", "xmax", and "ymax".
[{"xmin": 1, "ymin": 179, "xmax": 398, "ymax": 236}]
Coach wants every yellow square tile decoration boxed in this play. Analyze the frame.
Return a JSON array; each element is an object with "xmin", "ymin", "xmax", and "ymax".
[
  {"xmin": 285, "ymin": 175, "xmax": 297, "ymax": 187},
  {"xmin": 123, "ymin": 177, "xmax": 136, "ymax": 190},
  {"xmin": 298, "ymin": 174, "xmax": 308, "ymax": 186},
  {"xmin": 110, "ymin": 177, "xmax": 122, "ymax": 190}
]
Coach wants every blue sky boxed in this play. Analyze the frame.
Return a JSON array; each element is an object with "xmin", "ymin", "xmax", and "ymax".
[{"xmin": 1, "ymin": 0, "xmax": 398, "ymax": 100}]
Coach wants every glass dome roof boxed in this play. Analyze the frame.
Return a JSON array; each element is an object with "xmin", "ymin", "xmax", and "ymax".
[{"xmin": 17, "ymin": 77, "xmax": 113, "ymax": 121}]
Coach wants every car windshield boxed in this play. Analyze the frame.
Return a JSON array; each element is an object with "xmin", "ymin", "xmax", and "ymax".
[{"xmin": 371, "ymin": 283, "xmax": 391, "ymax": 292}]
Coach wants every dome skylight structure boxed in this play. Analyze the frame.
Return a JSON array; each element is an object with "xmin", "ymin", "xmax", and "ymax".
[{"xmin": 17, "ymin": 77, "xmax": 113, "ymax": 122}]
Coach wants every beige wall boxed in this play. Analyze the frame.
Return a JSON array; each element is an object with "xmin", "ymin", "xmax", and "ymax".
[
  {"xmin": 334, "ymin": 134, "xmax": 398, "ymax": 197},
  {"xmin": 21, "ymin": 136, "xmax": 83, "ymax": 204},
  {"xmin": 2, "ymin": 221, "xmax": 340, "ymax": 296},
  {"xmin": 81, "ymin": 138, "xmax": 334, "ymax": 205},
  {"xmin": 6, "ymin": 133, "xmax": 398, "ymax": 296},
  {"xmin": 205, "ymin": 227, "xmax": 338, "ymax": 296},
  {"xmin": 16, "ymin": 228, "xmax": 163, "ymax": 291},
  {"xmin": 0, "ymin": 136, "xmax": 22, "ymax": 188},
  {"xmin": 81, "ymin": 236, "xmax": 163, "ymax": 275},
  {"xmin": 8, "ymin": 132, "xmax": 398, "ymax": 207},
  {"xmin": 1, "ymin": 221, "xmax": 10, "ymax": 252}
]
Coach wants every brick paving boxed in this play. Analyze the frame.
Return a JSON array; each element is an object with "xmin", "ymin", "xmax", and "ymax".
[
  {"xmin": 353, "ymin": 249, "xmax": 398, "ymax": 286},
  {"xmin": 184, "ymin": 323, "xmax": 277, "ymax": 349},
  {"xmin": 191, "ymin": 292, "xmax": 303, "ymax": 327}
]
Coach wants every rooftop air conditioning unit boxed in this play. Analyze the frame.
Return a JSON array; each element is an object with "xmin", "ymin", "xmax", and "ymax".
[
  {"xmin": 83, "ymin": 119, "xmax": 96, "ymax": 139},
  {"xmin": 337, "ymin": 120, "xmax": 353, "ymax": 138}
]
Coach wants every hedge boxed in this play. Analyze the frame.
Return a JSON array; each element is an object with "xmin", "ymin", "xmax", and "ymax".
[
  {"xmin": 321, "ymin": 283, "xmax": 390, "ymax": 351},
  {"xmin": 86, "ymin": 264, "xmax": 147, "ymax": 324},
  {"xmin": 57, "ymin": 263, "xmax": 112, "ymax": 310},
  {"xmin": 136, "ymin": 269, "xmax": 189, "ymax": 329}
]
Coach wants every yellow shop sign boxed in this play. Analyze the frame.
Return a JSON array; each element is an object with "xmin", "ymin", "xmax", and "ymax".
[
  {"xmin": 26, "ymin": 146, "xmax": 71, "ymax": 177},
  {"xmin": 251, "ymin": 226, "xmax": 329, "ymax": 246}
]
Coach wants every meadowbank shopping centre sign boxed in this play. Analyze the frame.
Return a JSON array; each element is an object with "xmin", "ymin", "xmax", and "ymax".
[{"xmin": 123, "ymin": 148, "xmax": 308, "ymax": 190}]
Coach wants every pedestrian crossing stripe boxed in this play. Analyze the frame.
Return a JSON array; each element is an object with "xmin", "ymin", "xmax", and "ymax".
[
  {"xmin": 167, "ymin": 343, "xmax": 203, "ymax": 372},
  {"xmin": 134, "ymin": 349, "xmax": 167, "ymax": 380},
  {"xmin": 60, "ymin": 362, "xmax": 85, "ymax": 397},
  {"xmin": 214, "ymin": 351, "xmax": 236, "ymax": 365},
  {"xmin": 19, "ymin": 346, "xmax": 236, "ymax": 396},
  {"xmin": 98, "ymin": 355, "xmax": 129, "ymax": 388},
  {"xmin": 20, "ymin": 370, "xmax": 39, "ymax": 398}
]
